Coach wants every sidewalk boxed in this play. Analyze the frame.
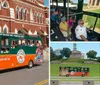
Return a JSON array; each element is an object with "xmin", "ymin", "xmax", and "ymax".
[{"xmin": 43, "ymin": 47, "xmax": 49, "ymax": 62}]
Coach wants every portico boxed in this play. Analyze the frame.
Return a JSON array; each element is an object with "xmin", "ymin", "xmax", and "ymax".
[{"xmin": 88, "ymin": 0, "xmax": 100, "ymax": 8}]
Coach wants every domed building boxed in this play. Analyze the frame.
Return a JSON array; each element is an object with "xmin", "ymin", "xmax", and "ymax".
[{"xmin": 70, "ymin": 43, "xmax": 84, "ymax": 59}]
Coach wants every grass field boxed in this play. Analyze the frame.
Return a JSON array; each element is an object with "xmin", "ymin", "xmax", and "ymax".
[
  {"xmin": 88, "ymin": 9, "xmax": 100, "ymax": 14},
  {"xmin": 60, "ymin": 58, "xmax": 85, "ymax": 63},
  {"xmin": 51, "ymin": 63, "xmax": 100, "ymax": 77},
  {"xmin": 83, "ymin": 9, "xmax": 100, "ymax": 29}
]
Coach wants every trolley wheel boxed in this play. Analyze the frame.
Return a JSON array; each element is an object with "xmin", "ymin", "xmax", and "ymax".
[
  {"xmin": 82, "ymin": 74, "xmax": 85, "ymax": 77},
  {"xmin": 28, "ymin": 60, "xmax": 33, "ymax": 68},
  {"xmin": 66, "ymin": 74, "xmax": 69, "ymax": 77}
]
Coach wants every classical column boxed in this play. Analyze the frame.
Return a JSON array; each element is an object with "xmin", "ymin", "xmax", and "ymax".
[
  {"xmin": 88, "ymin": 0, "xmax": 90, "ymax": 6},
  {"xmin": 90, "ymin": 0, "xmax": 93, "ymax": 6},
  {"xmin": 88, "ymin": 0, "xmax": 91, "ymax": 8},
  {"xmin": 99, "ymin": 0, "xmax": 100, "ymax": 6},
  {"xmin": 94, "ymin": 0, "xmax": 97, "ymax": 7}
]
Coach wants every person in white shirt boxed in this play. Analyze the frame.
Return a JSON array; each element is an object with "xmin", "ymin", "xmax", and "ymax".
[
  {"xmin": 29, "ymin": 41, "xmax": 34, "ymax": 47},
  {"xmin": 75, "ymin": 19, "xmax": 88, "ymax": 41}
]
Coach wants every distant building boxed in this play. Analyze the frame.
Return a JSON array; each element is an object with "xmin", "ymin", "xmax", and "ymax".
[
  {"xmin": 88, "ymin": 0, "xmax": 100, "ymax": 8},
  {"xmin": 70, "ymin": 43, "xmax": 84, "ymax": 59}
]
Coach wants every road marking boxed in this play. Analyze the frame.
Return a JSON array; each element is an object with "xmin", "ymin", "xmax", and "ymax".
[{"xmin": 34, "ymin": 79, "xmax": 48, "ymax": 85}]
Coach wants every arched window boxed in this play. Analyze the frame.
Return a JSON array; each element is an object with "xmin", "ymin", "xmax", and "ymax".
[
  {"xmin": 24, "ymin": 9, "xmax": 27, "ymax": 20},
  {"xmin": 15, "ymin": 28, "xmax": 18, "ymax": 34},
  {"xmin": 30, "ymin": 8, "xmax": 33, "ymax": 21},
  {"xmin": 3, "ymin": 0, "xmax": 9, "ymax": 8},
  {"xmin": 0, "ymin": 1, "xmax": 2, "ymax": 10},
  {"xmin": 39, "ymin": 13, "xmax": 41, "ymax": 24},
  {"xmin": 3, "ymin": 25, "xmax": 9, "ymax": 33},
  {"xmin": 16, "ymin": 7, "xmax": 19, "ymax": 19},
  {"xmin": 40, "ymin": 13, "xmax": 42, "ymax": 24},
  {"xmin": 37, "ymin": 12, "xmax": 40, "ymax": 23},
  {"xmin": 33, "ymin": 13, "xmax": 34, "ymax": 22},
  {"xmin": 34, "ymin": 12, "xmax": 37, "ymax": 23},
  {"xmin": 20, "ymin": 8, "xmax": 24, "ymax": 20},
  {"xmin": 40, "ymin": 14, "xmax": 44, "ymax": 24}
]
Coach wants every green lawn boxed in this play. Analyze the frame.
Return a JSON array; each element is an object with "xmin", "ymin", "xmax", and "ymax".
[
  {"xmin": 61, "ymin": 58, "xmax": 85, "ymax": 63},
  {"xmin": 89, "ymin": 9, "xmax": 100, "ymax": 14},
  {"xmin": 83, "ymin": 9, "xmax": 100, "ymax": 29},
  {"xmin": 51, "ymin": 63, "xmax": 100, "ymax": 77}
]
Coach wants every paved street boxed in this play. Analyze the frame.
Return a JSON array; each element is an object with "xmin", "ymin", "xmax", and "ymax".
[
  {"xmin": 0, "ymin": 62, "xmax": 49, "ymax": 85},
  {"xmin": 60, "ymin": 82, "xmax": 100, "ymax": 85},
  {"xmin": 51, "ymin": 76, "xmax": 100, "ymax": 85}
]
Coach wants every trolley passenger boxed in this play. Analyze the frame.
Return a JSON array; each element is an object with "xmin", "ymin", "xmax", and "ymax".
[
  {"xmin": 75, "ymin": 19, "xmax": 88, "ymax": 41},
  {"xmin": 59, "ymin": 17, "xmax": 69, "ymax": 40}
]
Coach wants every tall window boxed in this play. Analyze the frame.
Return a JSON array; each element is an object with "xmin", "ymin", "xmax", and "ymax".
[
  {"xmin": 20, "ymin": 8, "xmax": 24, "ymax": 20},
  {"xmin": 34, "ymin": 12, "xmax": 37, "ymax": 22},
  {"xmin": 42, "ymin": 15, "xmax": 44, "ymax": 24},
  {"xmin": 0, "ymin": 1, "xmax": 2, "ymax": 10},
  {"xmin": 30, "ymin": 8, "xmax": 33, "ymax": 21},
  {"xmin": 40, "ymin": 14, "xmax": 44, "ymax": 24},
  {"xmin": 3, "ymin": 25, "xmax": 9, "ymax": 33},
  {"xmin": 40, "ymin": 13, "xmax": 42, "ymax": 24},
  {"xmin": 3, "ymin": 0, "xmax": 9, "ymax": 8},
  {"xmin": 37, "ymin": 12, "xmax": 40, "ymax": 23},
  {"xmin": 33, "ymin": 13, "xmax": 34, "ymax": 22},
  {"xmin": 24, "ymin": 9, "xmax": 27, "ymax": 20},
  {"xmin": 39, "ymin": 13, "xmax": 41, "ymax": 24},
  {"xmin": 16, "ymin": 7, "xmax": 19, "ymax": 19}
]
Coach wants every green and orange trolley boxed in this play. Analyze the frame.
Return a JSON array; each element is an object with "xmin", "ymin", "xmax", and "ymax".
[
  {"xmin": 0, "ymin": 33, "xmax": 42, "ymax": 71},
  {"xmin": 59, "ymin": 66, "xmax": 90, "ymax": 77}
]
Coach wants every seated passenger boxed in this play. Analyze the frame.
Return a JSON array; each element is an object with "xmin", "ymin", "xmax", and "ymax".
[
  {"xmin": 36, "ymin": 41, "xmax": 40, "ymax": 47},
  {"xmin": 50, "ymin": 8, "xmax": 59, "ymax": 22},
  {"xmin": 59, "ymin": 17, "xmax": 69, "ymax": 40},
  {"xmin": 30, "ymin": 41, "xmax": 34, "ymax": 47},
  {"xmin": 55, "ymin": 14, "xmax": 61, "ymax": 25},
  {"xmin": 5, "ymin": 48, "xmax": 9, "ymax": 53},
  {"xmin": 68, "ymin": 16, "xmax": 76, "ymax": 40},
  {"xmin": 75, "ymin": 19, "xmax": 88, "ymax": 41},
  {"xmin": 68, "ymin": 16, "xmax": 75, "ymax": 29}
]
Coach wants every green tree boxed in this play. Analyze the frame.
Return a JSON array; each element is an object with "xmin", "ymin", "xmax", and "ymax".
[
  {"xmin": 96, "ymin": 57, "xmax": 100, "ymax": 62},
  {"xmin": 60, "ymin": 48, "xmax": 72, "ymax": 59},
  {"xmin": 86, "ymin": 50, "xmax": 97, "ymax": 60},
  {"xmin": 50, "ymin": 47, "xmax": 56, "ymax": 61}
]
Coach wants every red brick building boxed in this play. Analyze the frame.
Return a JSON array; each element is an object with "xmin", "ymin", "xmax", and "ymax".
[{"xmin": 0, "ymin": 0, "xmax": 49, "ymax": 46}]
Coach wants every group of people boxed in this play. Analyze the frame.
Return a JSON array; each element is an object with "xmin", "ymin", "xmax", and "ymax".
[
  {"xmin": 0, "ymin": 48, "xmax": 9, "ymax": 54},
  {"xmin": 50, "ymin": 8, "xmax": 89, "ymax": 41},
  {"xmin": 11, "ymin": 40, "xmax": 42, "ymax": 48}
]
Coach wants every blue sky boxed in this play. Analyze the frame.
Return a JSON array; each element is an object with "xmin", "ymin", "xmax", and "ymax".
[
  {"xmin": 44, "ymin": 0, "xmax": 49, "ymax": 7},
  {"xmin": 51, "ymin": 43, "xmax": 100, "ymax": 57}
]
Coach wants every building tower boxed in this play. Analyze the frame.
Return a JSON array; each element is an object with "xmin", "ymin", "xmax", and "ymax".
[
  {"xmin": 70, "ymin": 43, "xmax": 84, "ymax": 59},
  {"xmin": 73, "ymin": 43, "xmax": 77, "ymax": 51}
]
